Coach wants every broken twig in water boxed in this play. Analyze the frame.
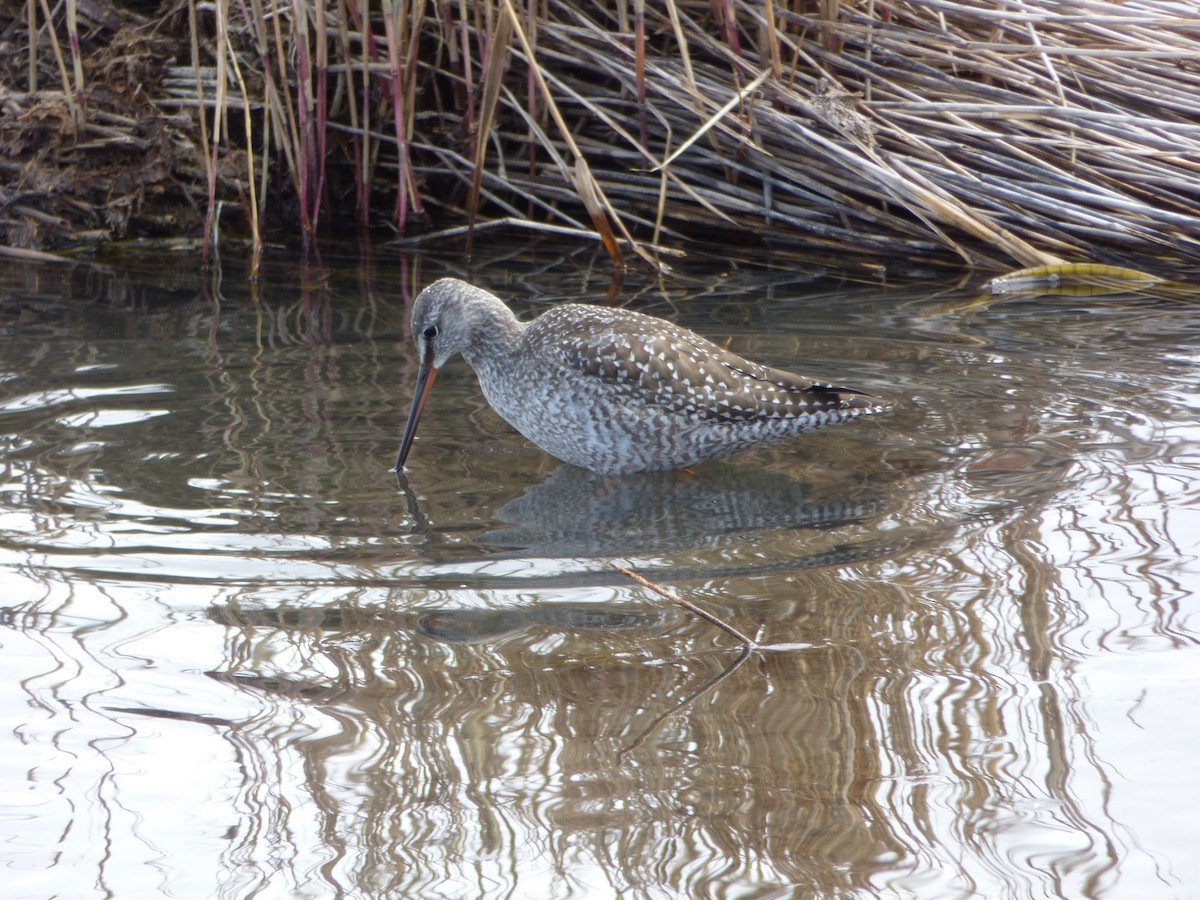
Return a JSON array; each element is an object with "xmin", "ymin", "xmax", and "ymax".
[
  {"xmin": 609, "ymin": 562, "xmax": 758, "ymax": 651},
  {"xmin": 619, "ymin": 645, "xmax": 752, "ymax": 759}
]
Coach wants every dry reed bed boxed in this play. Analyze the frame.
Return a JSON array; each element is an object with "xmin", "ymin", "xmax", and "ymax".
[{"xmin": 4, "ymin": 0, "xmax": 1200, "ymax": 273}]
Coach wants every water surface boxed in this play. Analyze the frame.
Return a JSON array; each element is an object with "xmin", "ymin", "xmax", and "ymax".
[{"xmin": 1, "ymin": 245, "xmax": 1197, "ymax": 898}]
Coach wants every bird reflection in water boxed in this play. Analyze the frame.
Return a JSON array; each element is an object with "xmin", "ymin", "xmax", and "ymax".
[
  {"xmin": 478, "ymin": 462, "xmax": 885, "ymax": 560},
  {"xmin": 207, "ymin": 599, "xmax": 669, "ymax": 647}
]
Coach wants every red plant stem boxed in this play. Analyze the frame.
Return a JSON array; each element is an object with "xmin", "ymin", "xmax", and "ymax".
[
  {"xmin": 381, "ymin": 1, "xmax": 410, "ymax": 232},
  {"xmin": 313, "ymin": 0, "xmax": 329, "ymax": 233},
  {"xmin": 717, "ymin": 0, "xmax": 741, "ymax": 57},
  {"xmin": 459, "ymin": 0, "xmax": 475, "ymax": 129},
  {"xmin": 635, "ymin": 0, "xmax": 647, "ymax": 149},
  {"xmin": 293, "ymin": 1, "xmax": 315, "ymax": 244},
  {"xmin": 402, "ymin": 9, "xmax": 425, "ymax": 218},
  {"xmin": 344, "ymin": 0, "xmax": 376, "ymax": 228},
  {"xmin": 526, "ymin": 0, "xmax": 538, "ymax": 214}
]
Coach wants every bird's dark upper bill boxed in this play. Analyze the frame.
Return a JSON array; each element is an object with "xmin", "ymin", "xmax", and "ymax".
[{"xmin": 394, "ymin": 363, "xmax": 439, "ymax": 471}]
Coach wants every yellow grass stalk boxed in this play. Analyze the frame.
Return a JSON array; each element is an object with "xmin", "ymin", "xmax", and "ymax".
[
  {"xmin": 25, "ymin": 0, "xmax": 36, "ymax": 91},
  {"xmin": 63, "ymin": 0, "xmax": 85, "ymax": 127},
  {"xmin": 34, "ymin": 0, "xmax": 77, "ymax": 125},
  {"xmin": 654, "ymin": 68, "xmax": 771, "ymax": 172},
  {"xmin": 379, "ymin": 0, "xmax": 426, "ymax": 231},
  {"xmin": 197, "ymin": 0, "xmax": 231, "ymax": 264},
  {"xmin": 467, "ymin": 7, "xmax": 511, "ymax": 254},
  {"xmin": 498, "ymin": 0, "xmax": 651, "ymax": 267},
  {"xmin": 222, "ymin": 15, "xmax": 264, "ymax": 275}
]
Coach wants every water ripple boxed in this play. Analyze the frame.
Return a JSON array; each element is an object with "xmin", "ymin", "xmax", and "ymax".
[{"xmin": 3, "ymin": 260, "xmax": 1199, "ymax": 898}]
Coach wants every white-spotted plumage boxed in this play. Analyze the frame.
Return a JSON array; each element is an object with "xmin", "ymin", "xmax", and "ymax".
[{"xmin": 394, "ymin": 278, "xmax": 889, "ymax": 475}]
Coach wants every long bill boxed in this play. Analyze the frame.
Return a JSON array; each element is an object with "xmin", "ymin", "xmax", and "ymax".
[{"xmin": 393, "ymin": 362, "xmax": 439, "ymax": 471}]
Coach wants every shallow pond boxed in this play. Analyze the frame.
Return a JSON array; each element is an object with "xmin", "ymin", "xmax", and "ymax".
[{"xmin": 1, "ymin": 243, "xmax": 1198, "ymax": 898}]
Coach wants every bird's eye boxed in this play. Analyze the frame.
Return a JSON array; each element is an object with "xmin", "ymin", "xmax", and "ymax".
[{"xmin": 422, "ymin": 325, "xmax": 438, "ymax": 340}]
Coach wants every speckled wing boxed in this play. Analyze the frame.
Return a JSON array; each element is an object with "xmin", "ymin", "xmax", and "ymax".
[{"xmin": 533, "ymin": 304, "xmax": 871, "ymax": 422}]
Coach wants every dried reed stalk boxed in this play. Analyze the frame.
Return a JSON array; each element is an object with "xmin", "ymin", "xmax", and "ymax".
[
  {"xmin": 5, "ymin": 0, "xmax": 1200, "ymax": 271},
  {"xmin": 454, "ymin": 0, "xmax": 1198, "ymax": 269}
]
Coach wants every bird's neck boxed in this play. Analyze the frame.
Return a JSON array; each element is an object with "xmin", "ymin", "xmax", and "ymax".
[{"xmin": 462, "ymin": 295, "xmax": 524, "ymax": 371}]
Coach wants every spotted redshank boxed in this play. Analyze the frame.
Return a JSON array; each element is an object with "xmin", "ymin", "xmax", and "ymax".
[{"xmin": 395, "ymin": 278, "xmax": 888, "ymax": 475}]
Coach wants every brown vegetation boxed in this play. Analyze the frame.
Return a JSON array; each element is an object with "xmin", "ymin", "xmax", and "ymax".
[{"xmin": 3, "ymin": 0, "xmax": 1200, "ymax": 273}]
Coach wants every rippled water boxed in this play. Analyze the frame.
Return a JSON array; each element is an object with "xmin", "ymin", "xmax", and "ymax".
[{"xmin": 2, "ymin": 245, "xmax": 1198, "ymax": 898}]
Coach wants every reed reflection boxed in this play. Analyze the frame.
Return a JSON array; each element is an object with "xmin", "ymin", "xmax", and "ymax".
[
  {"xmin": 204, "ymin": 595, "xmax": 912, "ymax": 898},
  {"xmin": 3, "ymin": 256, "xmax": 1199, "ymax": 898}
]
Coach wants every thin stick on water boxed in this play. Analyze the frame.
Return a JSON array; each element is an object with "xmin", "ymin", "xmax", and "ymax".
[
  {"xmin": 608, "ymin": 563, "xmax": 758, "ymax": 651},
  {"xmin": 618, "ymin": 645, "xmax": 752, "ymax": 759}
]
